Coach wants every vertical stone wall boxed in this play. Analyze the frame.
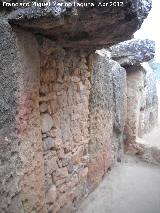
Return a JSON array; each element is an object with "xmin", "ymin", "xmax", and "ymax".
[
  {"xmin": 88, "ymin": 54, "xmax": 113, "ymax": 190},
  {"xmin": 112, "ymin": 60, "xmax": 127, "ymax": 162},
  {"xmin": 125, "ymin": 64, "xmax": 158, "ymax": 153},
  {"xmin": 88, "ymin": 52, "xmax": 127, "ymax": 190},
  {"xmin": 125, "ymin": 66, "xmax": 145, "ymax": 152},
  {"xmin": 39, "ymin": 42, "xmax": 92, "ymax": 212},
  {"xmin": 141, "ymin": 63, "xmax": 158, "ymax": 134},
  {"xmin": 0, "ymin": 15, "xmax": 23, "ymax": 213},
  {"xmin": 15, "ymin": 31, "xmax": 47, "ymax": 213},
  {"xmin": 0, "ymin": 16, "xmax": 46, "ymax": 213}
]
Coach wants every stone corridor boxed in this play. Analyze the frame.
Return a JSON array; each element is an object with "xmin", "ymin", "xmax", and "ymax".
[{"xmin": 0, "ymin": 1, "xmax": 160, "ymax": 212}]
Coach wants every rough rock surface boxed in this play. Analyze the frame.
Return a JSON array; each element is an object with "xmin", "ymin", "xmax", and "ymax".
[
  {"xmin": 8, "ymin": 0, "xmax": 152, "ymax": 49},
  {"xmin": 124, "ymin": 63, "xmax": 158, "ymax": 154},
  {"xmin": 39, "ymin": 42, "xmax": 92, "ymax": 212},
  {"xmin": 124, "ymin": 65, "xmax": 146, "ymax": 153},
  {"xmin": 112, "ymin": 58, "xmax": 127, "ymax": 161},
  {"xmin": 0, "ymin": 16, "xmax": 47, "ymax": 213},
  {"xmin": 139, "ymin": 63, "xmax": 158, "ymax": 136},
  {"xmin": 88, "ymin": 51, "xmax": 127, "ymax": 190},
  {"xmin": 88, "ymin": 53, "xmax": 114, "ymax": 190},
  {"xmin": 110, "ymin": 39, "xmax": 155, "ymax": 66},
  {"xmin": 0, "ymin": 15, "xmax": 23, "ymax": 213},
  {"xmin": 134, "ymin": 66, "xmax": 159, "ymax": 165}
]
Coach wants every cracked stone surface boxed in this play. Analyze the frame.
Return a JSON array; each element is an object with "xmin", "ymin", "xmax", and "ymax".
[
  {"xmin": 8, "ymin": 0, "xmax": 152, "ymax": 49},
  {"xmin": 110, "ymin": 39, "xmax": 155, "ymax": 66}
]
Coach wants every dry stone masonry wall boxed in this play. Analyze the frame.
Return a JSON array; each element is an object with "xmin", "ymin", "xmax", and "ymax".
[{"xmin": 39, "ymin": 42, "xmax": 92, "ymax": 212}]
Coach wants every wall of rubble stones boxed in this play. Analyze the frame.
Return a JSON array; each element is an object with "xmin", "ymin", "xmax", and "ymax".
[{"xmin": 39, "ymin": 45, "xmax": 92, "ymax": 212}]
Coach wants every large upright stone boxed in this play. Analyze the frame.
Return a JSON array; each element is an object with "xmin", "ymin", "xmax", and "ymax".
[
  {"xmin": 88, "ymin": 52, "xmax": 127, "ymax": 190},
  {"xmin": 124, "ymin": 65, "xmax": 145, "ymax": 153},
  {"xmin": 139, "ymin": 63, "xmax": 158, "ymax": 135},
  {"xmin": 124, "ymin": 63, "xmax": 158, "ymax": 154},
  {"xmin": 0, "ymin": 16, "xmax": 47, "ymax": 213},
  {"xmin": 110, "ymin": 39, "xmax": 155, "ymax": 66}
]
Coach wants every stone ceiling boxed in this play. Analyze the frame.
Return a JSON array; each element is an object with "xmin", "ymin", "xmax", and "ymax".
[{"xmin": 8, "ymin": 0, "xmax": 152, "ymax": 49}]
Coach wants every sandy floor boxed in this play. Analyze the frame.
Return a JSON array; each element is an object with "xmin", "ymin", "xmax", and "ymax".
[
  {"xmin": 77, "ymin": 156, "xmax": 160, "ymax": 213},
  {"xmin": 77, "ymin": 82, "xmax": 160, "ymax": 213}
]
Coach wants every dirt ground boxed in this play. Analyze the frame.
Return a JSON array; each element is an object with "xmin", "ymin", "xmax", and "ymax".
[
  {"xmin": 77, "ymin": 82, "xmax": 160, "ymax": 213},
  {"xmin": 77, "ymin": 156, "xmax": 160, "ymax": 213}
]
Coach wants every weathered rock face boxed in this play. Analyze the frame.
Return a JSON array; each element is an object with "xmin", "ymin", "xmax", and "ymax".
[
  {"xmin": 8, "ymin": 0, "xmax": 152, "ymax": 49},
  {"xmin": 110, "ymin": 39, "xmax": 155, "ymax": 66},
  {"xmin": 0, "ymin": 16, "xmax": 47, "ymax": 213},
  {"xmin": 126, "ymin": 65, "xmax": 158, "ymax": 150},
  {"xmin": 112, "ymin": 57, "xmax": 127, "ymax": 161},
  {"xmin": 88, "ymin": 52, "xmax": 127, "ymax": 189},
  {"xmin": 88, "ymin": 53, "xmax": 114, "ymax": 190},
  {"xmin": 138, "ymin": 63, "xmax": 158, "ymax": 136},
  {"xmin": 125, "ymin": 63, "xmax": 158, "ymax": 155},
  {"xmin": 124, "ymin": 65, "xmax": 146, "ymax": 153},
  {"xmin": 0, "ymin": 16, "xmax": 22, "ymax": 213}
]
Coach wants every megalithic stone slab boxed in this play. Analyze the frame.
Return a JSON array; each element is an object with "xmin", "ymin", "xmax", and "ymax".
[
  {"xmin": 110, "ymin": 39, "xmax": 155, "ymax": 66},
  {"xmin": 7, "ymin": 0, "xmax": 152, "ymax": 49}
]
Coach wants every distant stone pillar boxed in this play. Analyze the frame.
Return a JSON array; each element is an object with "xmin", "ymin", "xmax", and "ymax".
[
  {"xmin": 110, "ymin": 39, "xmax": 157, "ymax": 154},
  {"xmin": 125, "ymin": 65, "xmax": 145, "ymax": 152}
]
